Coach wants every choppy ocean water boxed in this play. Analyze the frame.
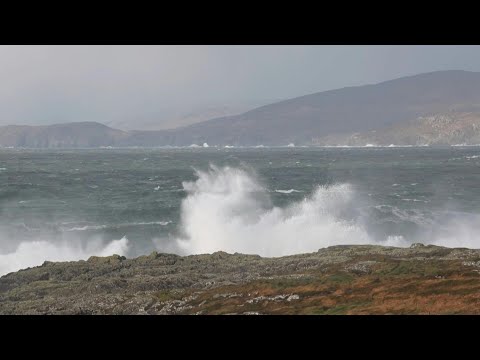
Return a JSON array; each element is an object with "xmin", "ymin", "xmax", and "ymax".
[{"xmin": 2, "ymin": 146, "xmax": 480, "ymax": 275}]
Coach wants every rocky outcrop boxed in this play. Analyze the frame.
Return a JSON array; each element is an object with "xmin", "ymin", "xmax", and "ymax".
[{"xmin": 2, "ymin": 244, "xmax": 480, "ymax": 314}]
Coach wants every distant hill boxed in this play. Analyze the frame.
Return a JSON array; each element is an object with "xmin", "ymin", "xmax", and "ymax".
[
  {"xmin": 0, "ymin": 122, "xmax": 126, "ymax": 148},
  {"xmin": 143, "ymin": 70, "xmax": 480, "ymax": 146},
  {"xmin": 4, "ymin": 70, "xmax": 480, "ymax": 148}
]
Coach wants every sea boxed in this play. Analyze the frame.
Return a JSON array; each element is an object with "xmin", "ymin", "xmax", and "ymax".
[{"xmin": 2, "ymin": 146, "xmax": 480, "ymax": 275}]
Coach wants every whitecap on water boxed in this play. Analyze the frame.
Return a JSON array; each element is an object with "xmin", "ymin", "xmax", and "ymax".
[
  {"xmin": 64, "ymin": 221, "xmax": 172, "ymax": 232},
  {"xmin": 274, "ymin": 189, "xmax": 302, "ymax": 194}
]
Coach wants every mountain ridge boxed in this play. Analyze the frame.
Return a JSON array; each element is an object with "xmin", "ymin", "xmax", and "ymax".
[{"xmin": 3, "ymin": 70, "xmax": 480, "ymax": 147}]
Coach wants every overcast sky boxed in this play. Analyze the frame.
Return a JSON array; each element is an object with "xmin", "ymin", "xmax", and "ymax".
[{"xmin": 2, "ymin": 45, "xmax": 480, "ymax": 127}]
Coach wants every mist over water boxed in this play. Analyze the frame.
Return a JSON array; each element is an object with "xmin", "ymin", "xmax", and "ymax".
[{"xmin": 2, "ymin": 147, "xmax": 480, "ymax": 275}]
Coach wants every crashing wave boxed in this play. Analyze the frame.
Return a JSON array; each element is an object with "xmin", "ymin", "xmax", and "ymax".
[
  {"xmin": 154, "ymin": 165, "xmax": 390, "ymax": 257},
  {"xmin": 0, "ymin": 236, "xmax": 129, "ymax": 276}
]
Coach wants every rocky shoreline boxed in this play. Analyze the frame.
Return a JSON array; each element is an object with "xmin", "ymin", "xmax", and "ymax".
[{"xmin": 2, "ymin": 243, "xmax": 480, "ymax": 314}]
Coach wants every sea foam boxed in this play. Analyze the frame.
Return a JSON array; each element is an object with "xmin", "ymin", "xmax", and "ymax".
[{"xmin": 0, "ymin": 236, "xmax": 129, "ymax": 276}]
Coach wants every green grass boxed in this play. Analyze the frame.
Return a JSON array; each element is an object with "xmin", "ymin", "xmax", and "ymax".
[{"xmin": 326, "ymin": 273, "xmax": 355, "ymax": 284}]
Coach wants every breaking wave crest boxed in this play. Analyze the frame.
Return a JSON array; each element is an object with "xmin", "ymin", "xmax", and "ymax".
[{"xmin": 160, "ymin": 165, "xmax": 404, "ymax": 257}]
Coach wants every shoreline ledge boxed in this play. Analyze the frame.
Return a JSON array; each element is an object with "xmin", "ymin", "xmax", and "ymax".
[{"xmin": 2, "ymin": 243, "xmax": 480, "ymax": 315}]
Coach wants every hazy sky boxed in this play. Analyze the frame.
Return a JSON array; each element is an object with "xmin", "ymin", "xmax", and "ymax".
[{"xmin": 2, "ymin": 45, "xmax": 480, "ymax": 127}]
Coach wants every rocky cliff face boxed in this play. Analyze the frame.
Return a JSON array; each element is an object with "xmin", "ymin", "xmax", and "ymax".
[
  {"xmin": 312, "ymin": 112, "xmax": 480, "ymax": 146},
  {"xmin": 2, "ymin": 244, "xmax": 480, "ymax": 314}
]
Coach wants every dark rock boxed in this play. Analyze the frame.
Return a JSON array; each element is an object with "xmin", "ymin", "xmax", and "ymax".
[{"xmin": 410, "ymin": 243, "xmax": 425, "ymax": 248}]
